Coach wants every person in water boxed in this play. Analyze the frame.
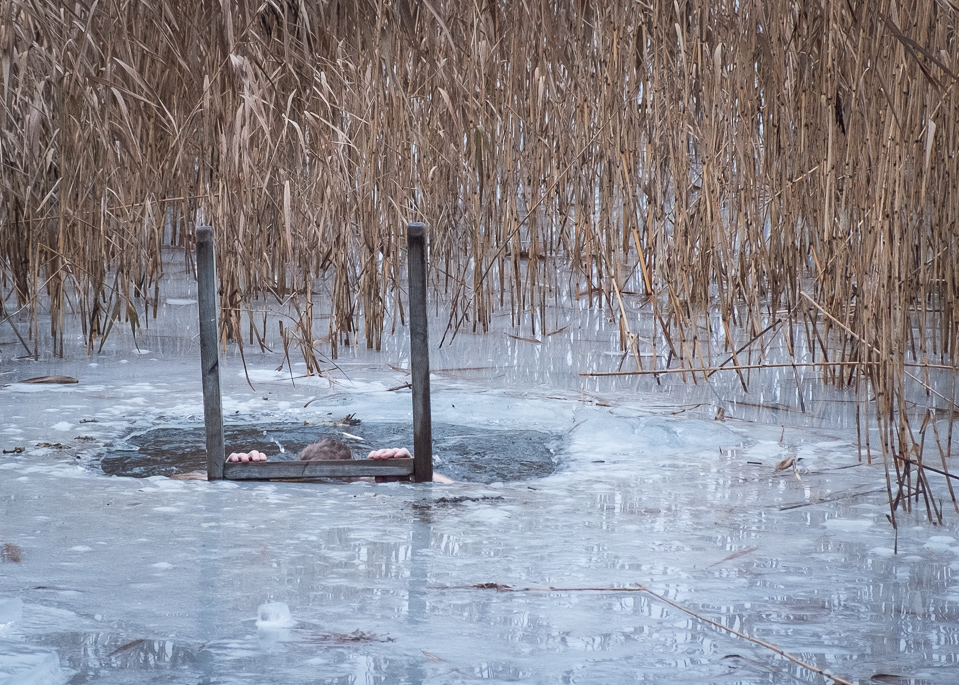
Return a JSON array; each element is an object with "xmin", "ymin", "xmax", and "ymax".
[
  {"xmin": 226, "ymin": 437, "xmax": 359, "ymax": 463},
  {"xmin": 226, "ymin": 438, "xmax": 452, "ymax": 483}
]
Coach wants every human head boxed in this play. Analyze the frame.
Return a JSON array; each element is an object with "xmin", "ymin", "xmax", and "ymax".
[{"xmin": 298, "ymin": 437, "xmax": 352, "ymax": 461}]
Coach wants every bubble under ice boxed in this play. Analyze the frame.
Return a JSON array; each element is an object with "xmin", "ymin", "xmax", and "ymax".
[
  {"xmin": 256, "ymin": 602, "xmax": 295, "ymax": 630},
  {"xmin": 2, "ymin": 294, "xmax": 959, "ymax": 683}
]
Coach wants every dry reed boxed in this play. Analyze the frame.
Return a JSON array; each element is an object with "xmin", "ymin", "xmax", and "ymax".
[{"xmin": 1, "ymin": 0, "xmax": 957, "ymax": 519}]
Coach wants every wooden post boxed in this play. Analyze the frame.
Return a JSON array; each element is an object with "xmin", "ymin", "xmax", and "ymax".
[
  {"xmin": 196, "ymin": 226, "xmax": 225, "ymax": 480},
  {"xmin": 407, "ymin": 222, "xmax": 433, "ymax": 482}
]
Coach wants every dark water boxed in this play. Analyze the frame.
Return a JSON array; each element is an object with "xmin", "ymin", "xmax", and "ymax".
[{"xmin": 99, "ymin": 421, "xmax": 561, "ymax": 483}]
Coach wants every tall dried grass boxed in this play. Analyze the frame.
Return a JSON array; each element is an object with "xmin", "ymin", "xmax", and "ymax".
[{"xmin": 1, "ymin": 0, "xmax": 957, "ymax": 519}]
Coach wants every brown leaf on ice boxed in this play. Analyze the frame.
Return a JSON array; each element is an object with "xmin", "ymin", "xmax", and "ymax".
[
  {"xmin": 422, "ymin": 650, "xmax": 446, "ymax": 662},
  {"xmin": 18, "ymin": 375, "xmax": 78, "ymax": 384},
  {"xmin": 430, "ymin": 582, "xmax": 515, "ymax": 591},
  {"xmin": 1, "ymin": 543, "xmax": 23, "ymax": 563},
  {"xmin": 473, "ymin": 582, "xmax": 513, "ymax": 591},
  {"xmin": 303, "ymin": 630, "xmax": 393, "ymax": 644},
  {"xmin": 107, "ymin": 639, "xmax": 145, "ymax": 657},
  {"xmin": 774, "ymin": 456, "xmax": 795, "ymax": 472}
]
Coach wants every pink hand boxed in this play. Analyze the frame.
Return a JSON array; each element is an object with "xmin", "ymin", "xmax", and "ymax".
[
  {"xmin": 367, "ymin": 447, "xmax": 411, "ymax": 459},
  {"xmin": 226, "ymin": 450, "xmax": 268, "ymax": 463}
]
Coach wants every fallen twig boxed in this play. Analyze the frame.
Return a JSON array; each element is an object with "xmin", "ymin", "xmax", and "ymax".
[
  {"xmin": 896, "ymin": 456, "xmax": 959, "ymax": 483},
  {"xmin": 780, "ymin": 487, "xmax": 887, "ymax": 510},
  {"xmin": 708, "ymin": 546, "xmax": 758, "ymax": 567}
]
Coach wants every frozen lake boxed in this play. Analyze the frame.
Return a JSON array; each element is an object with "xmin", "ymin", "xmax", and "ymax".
[{"xmin": 2, "ymin": 283, "xmax": 959, "ymax": 684}]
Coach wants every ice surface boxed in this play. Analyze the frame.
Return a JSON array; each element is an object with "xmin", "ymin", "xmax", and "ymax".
[
  {"xmin": 0, "ymin": 641, "xmax": 68, "ymax": 685},
  {"xmin": 3, "ymin": 268, "xmax": 959, "ymax": 684},
  {"xmin": 0, "ymin": 599, "xmax": 22, "ymax": 628}
]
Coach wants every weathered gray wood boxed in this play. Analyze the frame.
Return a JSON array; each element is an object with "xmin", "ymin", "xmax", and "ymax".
[
  {"xmin": 407, "ymin": 222, "xmax": 433, "ymax": 482},
  {"xmin": 196, "ymin": 226, "xmax": 225, "ymax": 480},
  {"xmin": 223, "ymin": 459, "xmax": 414, "ymax": 481}
]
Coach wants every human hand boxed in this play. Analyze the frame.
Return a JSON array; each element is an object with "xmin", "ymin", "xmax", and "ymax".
[
  {"xmin": 226, "ymin": 450, "xmax": 268, "ymax": 463},
  {"xmin": 367, "ymin": 447, "xmax": 412, "ymax": 459}
]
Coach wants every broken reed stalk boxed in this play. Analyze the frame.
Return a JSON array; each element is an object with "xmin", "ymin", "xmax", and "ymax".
[{"xmin": 1, "ymin": 2, "xmax": 957, "ymax": 517}]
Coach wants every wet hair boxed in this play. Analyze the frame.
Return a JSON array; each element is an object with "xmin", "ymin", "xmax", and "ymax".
[{"xmin": 297, "ymin": 437, "xmax": 352, "ymax": 461}]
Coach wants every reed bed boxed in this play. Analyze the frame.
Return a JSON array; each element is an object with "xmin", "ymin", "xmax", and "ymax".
[{"xmin": 1, "ymin": 0, "xmax": 957, "ymax": 520}]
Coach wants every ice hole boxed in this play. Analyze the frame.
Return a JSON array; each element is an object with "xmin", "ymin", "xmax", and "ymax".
[{"xmin": 99, "ymin": 422, "xmax": 562, "ymax": 482}]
